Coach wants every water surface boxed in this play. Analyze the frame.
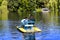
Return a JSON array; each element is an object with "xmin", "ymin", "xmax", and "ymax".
[{"xmin": 0, "ymin": 20, "xmax": 60, "ymax": 40}]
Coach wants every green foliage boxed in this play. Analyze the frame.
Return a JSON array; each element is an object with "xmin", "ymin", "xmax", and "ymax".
[
  {"xmin": 0, "ymin": 6, "xmax": 2, "ymax": 20},
  {"xmin": 1, "ymin": 0, "xmax": 8, "ymax": 20},
  {"xmin": 0, "ymin": 0, "xmax": 3, "ymax": 6},
  {"xmin": 7, "ymin": 0, "xmax": 37, "ymax": 19},
  {"xmin": 2, "ymin": 0, "xmax": 58, "ymax": 21}
]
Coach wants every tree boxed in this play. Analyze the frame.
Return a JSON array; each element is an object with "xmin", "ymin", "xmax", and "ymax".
[
  {"xmin": 0, "ymin": 0, "xmax": 3, "ymax": 6},
  {"xmin": 7, "ymin": 0, "xmax": 36, "ymax": 19}
]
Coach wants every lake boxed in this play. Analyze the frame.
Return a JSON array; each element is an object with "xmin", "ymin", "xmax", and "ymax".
[{"xmin": 0, "ymin": 20, "xmax": 60, "ymax": 40}]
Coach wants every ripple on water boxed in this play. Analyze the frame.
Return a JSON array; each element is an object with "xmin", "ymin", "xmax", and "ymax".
[{"xmin": 0, "ymin": 21, "xmax": 60, "ymax": 40}]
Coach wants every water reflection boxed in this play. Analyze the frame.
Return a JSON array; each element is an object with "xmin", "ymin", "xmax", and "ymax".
[
  {"xmin": 0, "ymin": 20, "xmax": 22, "ymax": 40},
  {"xmin": 0, "ymin": 20, "xmax": 60, "ymax": 40}
]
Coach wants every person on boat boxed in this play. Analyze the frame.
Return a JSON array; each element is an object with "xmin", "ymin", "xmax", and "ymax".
[
  {"xmin": 21, "ymin": 17, "xmax": 29, "ymax": 29},
  {"xmin": 25, "ymin": 14, "xmax": 35, "ymax": 30},
  {"xmin": 28, "ymin": 14, "xmax": 35, "ymax": 25},
  {"xmin": 21, "ymin": 17, "xmax": 28, "ymax": 26},
  {"xmin": 21, "ymin": 15, "xmax": 35, "ymax": 30}
]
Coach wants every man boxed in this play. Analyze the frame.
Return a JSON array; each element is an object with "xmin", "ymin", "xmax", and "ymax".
[
  {"xmin": 28, "ymin": 15, "xmax": 35, "ymax": 25},
  {"xmin": 21, "ymin": 17, "xmax": 28, "ymax": 29}
]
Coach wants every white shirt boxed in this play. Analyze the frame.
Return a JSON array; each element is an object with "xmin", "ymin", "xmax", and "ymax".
[
  {"xmin": 21, "ymin": 19, "xmax": 28, "ymax": 25},
  {"xmin": 21, "ymin": 19, "xmax": 25, "ymax": 23}
]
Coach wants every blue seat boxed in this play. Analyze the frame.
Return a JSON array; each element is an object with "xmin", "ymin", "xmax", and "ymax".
[
  {"xmin": 21, "ymin": 19, "xmax": 35, "ymax": 30},
  {"xmin": 24, "ymin": 20, "xmax": 35, "ymax": 30}
]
